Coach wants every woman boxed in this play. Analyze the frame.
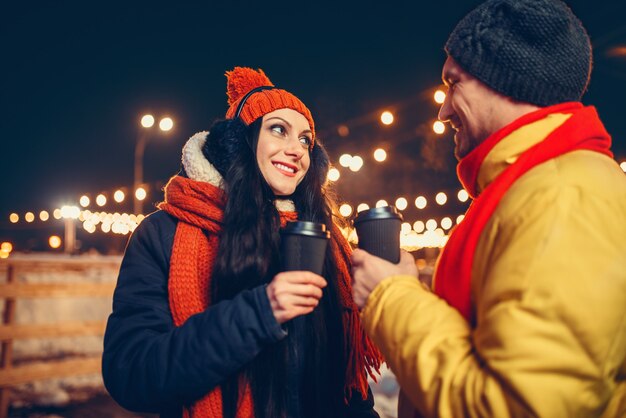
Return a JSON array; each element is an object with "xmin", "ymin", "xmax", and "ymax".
[{"xmin": 102, "ymin": 67, "xmax": 382, "ymax": 418}]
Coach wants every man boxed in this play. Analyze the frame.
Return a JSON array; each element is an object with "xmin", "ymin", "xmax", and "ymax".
[{"xmin": 351, "ymin": 0, "xmax": 626, "ymax": 417}]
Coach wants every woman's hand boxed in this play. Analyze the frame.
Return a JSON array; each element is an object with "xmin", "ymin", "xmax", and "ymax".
[{"xmin": 266, "ymin": 271, "xmax": 327, "ymax": 324}]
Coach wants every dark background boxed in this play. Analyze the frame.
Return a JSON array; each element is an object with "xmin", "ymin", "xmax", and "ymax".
[{"xmin": 2, "ymin": 1, "xmax": 625, "ymax": 252}]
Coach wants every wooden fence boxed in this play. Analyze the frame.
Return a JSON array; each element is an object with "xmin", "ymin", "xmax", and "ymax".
[{"xmin": 0, "ymin": 256, "xmax": 120, "ymax": 418}]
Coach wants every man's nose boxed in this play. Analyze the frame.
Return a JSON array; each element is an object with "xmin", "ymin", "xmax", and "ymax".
[{"xmin": 438, "ymin": 94, "xmax": 452, "ymax": 122}]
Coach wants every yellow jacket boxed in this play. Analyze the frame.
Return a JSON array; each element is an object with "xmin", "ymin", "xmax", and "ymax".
[{"xmin": 361, "ymin": 113, "xmax": 626, "ymax": 417}]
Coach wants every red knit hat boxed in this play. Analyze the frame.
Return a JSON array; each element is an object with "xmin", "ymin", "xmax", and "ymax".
[{"xmin": 224, "ymin": 67, "xmax": 316, "ymax": 142}]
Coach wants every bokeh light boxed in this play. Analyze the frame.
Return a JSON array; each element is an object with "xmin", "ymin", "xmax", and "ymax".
[
  {"xmin": 327, "ymin": 168, "xmax": 340, "ymax": 182},
  {"xmin": 141, "ymin": 114, "xmax": 155, "ymax": 128},
  {"xmin": 114, "ymin": 190, "xmax": 125, "ymax": 203},
  {"xmin": 96, "ymin": 194, "xmax": 107, "ymax": 207},
  {"xmin": 414, "ymin": 196, "xmax": 427, "ymax": 209},
  {"xmin": 135, "ymin": 187, "xmax": 147, "ymax": 201},
  {"xmin": 433, "ymin": 121, "xmax": 446, "ymax": 134},
  {"xmin": 380, "ymin": 111, "xmax": 394, "ymax": 125},
  {"xmin": 373, "ymin": 148, "xmax": 387, "ymax": 162},
  {"xmin": 357, "ymin": 203, "xmax": 370, "ymax": 213},
  {"xmin": 434, "ymin": 90, "xmax": 446, "ymax": 104},
  {"xmin": 49, "ymin": 235, "xmax": 62, "ymax": 249},
  {"xmin": 395, "ymin": 197, "xmax": 408, "ymax": 210},
  {"xmin": 339, "ymin": 204, "xmax": 353, "ymax": 217},
  {"xmin": 159, "ymin": 117, "xmax": 174, "ymax": 131}
]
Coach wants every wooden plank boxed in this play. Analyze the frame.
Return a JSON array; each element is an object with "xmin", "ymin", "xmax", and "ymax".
[
  {"xmin": 0, "ymin": 282, "xmax": 116, "ymax": 298},
  {"xmin": 0, "ymin": 321, "xmax": 107, "ymax": 341},
  {"xmin": 0, "ymin": 357, "xmax": 102, "ymax": 387},
  {"xmin": 0, "ymin": 257, "xmax": 121, "ymax": 269},
  {"xmin": 0, "ymin": 264, "xmax": 16, "ymax": 418}
]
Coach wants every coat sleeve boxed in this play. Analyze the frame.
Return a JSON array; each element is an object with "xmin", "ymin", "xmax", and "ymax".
[
  {"xmin": 360, "ymin": 184, "xmax": 626, "ymax": 417},
  {"xmin": 102, "ymin": 213, "xmax": 286, "ymax": 413}
]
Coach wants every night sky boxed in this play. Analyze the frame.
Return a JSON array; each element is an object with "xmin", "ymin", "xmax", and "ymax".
[{"xmin": 2, "ymin": 1, "xmax": 626, "ymax": 250}]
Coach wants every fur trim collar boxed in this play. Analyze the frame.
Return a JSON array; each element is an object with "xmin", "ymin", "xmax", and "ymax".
[{"xmin": 181, "ymin": 132, "xmax": 295, "ymax": 212}]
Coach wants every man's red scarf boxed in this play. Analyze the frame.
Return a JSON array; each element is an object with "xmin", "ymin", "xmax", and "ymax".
[
  {"xmin": 158, "ymin": 175, "xmax": 382, "ymax": 418},
  {"xmin": 434, "ymin": 102, "xmax": 613, "ymax": 323}
]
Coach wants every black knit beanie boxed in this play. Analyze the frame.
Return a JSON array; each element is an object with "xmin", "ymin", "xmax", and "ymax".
[{"xmin": 445, "ymin": 0, "xmax": 592, "ymax": 106}]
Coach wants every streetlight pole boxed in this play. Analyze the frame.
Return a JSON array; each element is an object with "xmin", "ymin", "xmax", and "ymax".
[
  {"xmin": 133, "ymin": 115, "xmax": 174, "ymax": 214},
  {"xmin": 134, "ymin": 131, "xmax": 148, "ymax": 215}
]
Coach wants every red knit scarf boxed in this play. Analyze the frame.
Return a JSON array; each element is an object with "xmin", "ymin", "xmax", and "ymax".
[
  {"xmin": 158, "ymin": 175, "xmax": 382, "ymax": 418},
  {"xmin": 434, "ymin": 102, "xmax": 613, "ymax": 323}
]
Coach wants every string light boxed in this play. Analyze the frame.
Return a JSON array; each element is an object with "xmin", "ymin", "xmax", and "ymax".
[
  {"xmin": 415, "ymin": 196, "xmax": 427, "ymax": 209},
  {"xmin": 395, "ymin": 197, "xmax": 408, "ymax": 210},
  {"xmin": 25, "ymin": 212, "xmax": 35, "ymax": 223},
  {"xmin": 380, "ymin": 111, "xmax": 394, "ymax": 125},
  {"xmin": 96, "ymin": 194, "xmax": 107, "ymax": 207},
  {"xmin": 433, "ymin": 121, "xmax": 446, "ymax": 134},
  {"xmin": 441, "ymin": 217, "xmax": 453, "ymax": 230},
  {"xmin": 339, "ymin": 154, "xmax": 352, "ymax": 167},
  {"xmin": 434, "ymin": 90, "xmax": 446, "ymax": 104},
  {"xmin": 114, "ymin": 190, "xmax": 125, "ymax": 203},
  {"xmin": 159, "ymin": 117, "xmax": 174, "ymax": 131},
  {"xmin": 435, "ymin": 192, "xmax": 448, "ymax": 205},
  {"xmin": 339, "ymin": 204, "xmax": 353, "ymax": 217},
  {"xmin": 376, "ymin": 200, "xmax": 388, "ymax": 208},
  {"xmin": 349, "ymin": 156, "xmax": 364, "ymax": 172},
  {"xmin": 457, "ymin": 189, "xmax": 469, "ymax": 202},
  {"xmin": 141, "ymin": 114, "xmax": 155, "ymax": 128},
  {"xmin": 357, "ymin": 203, "xmax": 370, "ymax": 212},
  {"xmin": 327, "ymin": 168, "xmax": 340, "ymax": 182},
  {"xmin": 49, "ymin": 236, "xmax": 62, "ymax": 249},
  {"xmin": 373, "ymin": 148, "xmax": 387, "ymax": 162},
  {"xmin": 9, "ymin": 213, "xmax": 19, "ymax": 223},
  {"xmin": 135, "ymin": 187, "xmax": 147, "ymax": 201}
]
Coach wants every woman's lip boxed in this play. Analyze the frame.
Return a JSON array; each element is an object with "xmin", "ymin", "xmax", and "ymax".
[{"xmin": 272, "ymin": 161, "xmax": 298, "ymax": 177}]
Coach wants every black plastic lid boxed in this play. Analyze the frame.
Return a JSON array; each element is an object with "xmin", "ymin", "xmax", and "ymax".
[
  {"xmin": 353, "ymin": 206, "xmax": 403, "ymax": 225},
  {"xmin": 280, "ymin": 221, "xmax": 330, "ymax": 238}
]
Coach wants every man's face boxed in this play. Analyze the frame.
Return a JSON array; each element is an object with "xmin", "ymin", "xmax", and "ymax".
[{"xmin": 438, "ymin": 57, "xmax": 504, "ymax": 160}]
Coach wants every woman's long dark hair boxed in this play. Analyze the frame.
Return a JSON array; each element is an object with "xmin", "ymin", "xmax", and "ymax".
[{"xmin": 202, "ymin": 117, "xmax": 348, "ymax": 418}]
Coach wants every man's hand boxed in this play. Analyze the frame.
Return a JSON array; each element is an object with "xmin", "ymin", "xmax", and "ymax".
[
  {"xmin": 351, "ymin": 249, "xmax": 418, "ymax": 309},
  {"xmin": 266, "ymin": 271, "xmax": 327, "ymax": 324}
]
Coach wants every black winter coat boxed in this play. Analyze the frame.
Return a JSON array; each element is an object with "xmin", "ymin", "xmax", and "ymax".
[{"xmin": 102, "ymin": 210, "xmax": 379, "ymax": 418}]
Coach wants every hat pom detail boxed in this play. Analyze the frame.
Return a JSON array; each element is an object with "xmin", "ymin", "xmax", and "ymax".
[{"xmin": 225, "ymin": 67, "xmax": 274, "ymax": 106}]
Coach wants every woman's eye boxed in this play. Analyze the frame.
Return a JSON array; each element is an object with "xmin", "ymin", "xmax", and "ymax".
[
  {"xmin": 299, "ymin": 136, "xmax": 312, "ymax": 147},
  {"xmin": 270, "ymin": 125, "xmax": 285, "ymax": 135}
]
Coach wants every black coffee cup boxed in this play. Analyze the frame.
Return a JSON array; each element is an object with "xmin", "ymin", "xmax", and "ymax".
[
  {"xmin": 353, "ymin": 206, "xmax": 403, "ymax": 263},
  {"xmin": 280, "ymin": 221, "xmax": 330, "ymax": 275}
]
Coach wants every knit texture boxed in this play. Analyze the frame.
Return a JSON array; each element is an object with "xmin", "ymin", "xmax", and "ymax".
[
  {"xmin": 224, "ymin": 67, "xmax": 316, "ymax": 144},
  {"xmin": 445, "ymin": 0, "xmax": 592, "ymax": 106},
  {"xmin": 435, "ymin": 103, "xmax": 613, "ymax": 322},
  {"xmin": 157, "ymin": 175, "xmax": 382, "ymax": 417}
]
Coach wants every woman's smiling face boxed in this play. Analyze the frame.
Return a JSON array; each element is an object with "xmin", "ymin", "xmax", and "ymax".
[{"xmin": 256, "ymin": 108, "xmax": 312, "ymax": 196}]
